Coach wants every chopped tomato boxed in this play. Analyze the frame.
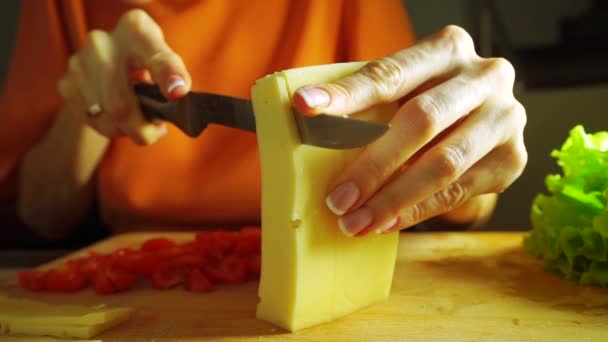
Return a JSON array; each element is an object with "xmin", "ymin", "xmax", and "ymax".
[
  {"xmin": 112, "ymin": 251, "xmax": 161, "ymax": 276},
  {"xmin": 235, "ymin": 226, "xmax": 261, "ymax": 257},
  {"xmin": 93, "ymin": 271, "xmax": 116, "ymax": 294},
  {"xmin": 18, "ymin": 227, "xmax": 260, "ymax": 295},
  {"xmin": 204, "ymin": 255, "xmax": 247, "ymax": 285},
  {"xmin": 67, "ymin": 256, "xmax": 101, "ymax": 282},
  {"xmin": 245, "ymin": 255, "xmax": 261, "ymax": 279},
  {"xmin": 103, "ymin": 265, "xmax": 136, "ymax": 292},
  {"xmin": 151, "ymin": 262, "xmax": 191, "ymax": 289},
  {"xmin": 195, "ymin": 230, "xmax": 238, "ymax": 258},
  {"xmin": 45, "ymin": 266, "xmax": 87, "ymax": 292},
  {"xmin": 141, "ymin": 237, "xmax": 176, "ymax": 252},
  {"xmin": 211, "ymin": 230, "xmax": 238, "ymax": 254},
  {"xmin": 18, "ymin": 270, "xmax": 47, "ymax": 291},
  {"xmin": 185, "ymin": 269, "xmax": 215, "ymax": 293},
  {"xmin": 111, "ymin": 247, "xmax": 136, "ymax": 259}
]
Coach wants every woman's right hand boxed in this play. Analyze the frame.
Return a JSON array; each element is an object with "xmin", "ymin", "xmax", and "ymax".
[{"xmin": 57, "ymin": 9, "xmax": 191, "ymax": 145}]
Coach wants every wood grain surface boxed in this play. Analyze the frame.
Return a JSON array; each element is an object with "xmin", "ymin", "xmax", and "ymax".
[{"xmin": 1, "ymin": 232, "xmax": 607, "ymax": 342}]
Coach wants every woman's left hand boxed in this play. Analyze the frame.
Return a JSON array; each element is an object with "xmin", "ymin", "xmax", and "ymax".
[{"xmin": 293, "ymin": 25, "xmax": 527, "ymax": 237}]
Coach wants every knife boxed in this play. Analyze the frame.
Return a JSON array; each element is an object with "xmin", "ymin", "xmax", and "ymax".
[{"xmin": 134, "ymin": 84, "xmax": 389, "ymax": 149}]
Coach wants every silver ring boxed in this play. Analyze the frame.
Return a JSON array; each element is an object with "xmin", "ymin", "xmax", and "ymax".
[{"xmin": 85, "ymin": 103, "xmax": 103, "ymax": 118}]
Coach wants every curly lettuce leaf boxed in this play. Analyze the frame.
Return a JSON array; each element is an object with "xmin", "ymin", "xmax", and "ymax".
[{"xmin": 525, "ymin": 125, "xmax": 608, "ymax": 288}]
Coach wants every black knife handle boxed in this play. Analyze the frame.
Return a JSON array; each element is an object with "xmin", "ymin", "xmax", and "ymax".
[
  {"xmin": 133, "ymin": 84, "xmax": 185, "ymax": 131},
  {"xmin": 133, "ymin": 84, "xmax": 203, "ymax": 137}
]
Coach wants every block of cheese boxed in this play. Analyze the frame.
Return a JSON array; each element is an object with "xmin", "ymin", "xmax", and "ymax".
[
  {"xmin": 0, "ymin": 295, "xmax": 132, "ymax": 339},
  {"xmin": 252, "ymin": 62, "xmax": 400, "ymax": 331}
]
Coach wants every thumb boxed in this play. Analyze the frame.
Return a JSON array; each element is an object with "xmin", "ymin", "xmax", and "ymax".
[{"xmin": 293, "ymin": 59, "xmax": 406, "ymax": 117}]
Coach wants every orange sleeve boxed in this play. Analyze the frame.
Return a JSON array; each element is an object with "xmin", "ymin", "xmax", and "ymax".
[{"xmin": 0, "ymin": 0, "xmax": 72, "ymax": 199}]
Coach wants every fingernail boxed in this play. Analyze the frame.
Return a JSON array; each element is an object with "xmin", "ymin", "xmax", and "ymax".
[
  {"xmin": 375, "ymin": 217, "xmax": 399, "ymax": 234},
  {"xmin": 326, "ymin": 182, "xmax": 360, "ymax": 215},
  {"xmin": 296, "ymin": 87, "xmax": 330, "ymax": 108},
  {"xmin": 339, "ymin": 207, "xmax": 373, "ymax": 237},
  {"xmin": 167, "ymin": 76, "xmax": 186, "ymax": 95}
]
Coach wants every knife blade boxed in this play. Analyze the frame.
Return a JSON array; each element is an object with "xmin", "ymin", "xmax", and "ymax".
[{"xmin": 134, "ymin": 84, "xmax": 389, "ymax": 149}]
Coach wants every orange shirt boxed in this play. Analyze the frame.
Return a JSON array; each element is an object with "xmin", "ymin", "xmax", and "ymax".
[{"xmin": 1, "ymin": 0, "xmax": 415, "ymax": 231}]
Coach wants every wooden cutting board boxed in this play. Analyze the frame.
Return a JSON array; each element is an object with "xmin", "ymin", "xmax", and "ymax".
[{"xmin": 1, "ymin": 232, "xmax": 607, "ymax": 342}]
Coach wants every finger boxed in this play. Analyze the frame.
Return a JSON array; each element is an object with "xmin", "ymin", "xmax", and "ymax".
[
  {"xmin": 325, "ymin": 71, "xmax": 494, "ymax": 218},
  {"xmin": 293, "ymin": 25, "xmax": 477, "ymax": 116},
  {"xmin": 129, "ymin": 69, "xmax": 153, "ymax": 84},
  {"xmin": 379, "ymin": 138, "xmax": 527, "ymax": 234},
  {"xmin": 115, "ymin": 9, "xmax": 191, "ymax": 99},
  {"xmin": 64, "ymin": 55, "xmax": 119, "ymax": 137},
  {"xmin": 57, "ymin": 75, "xmax": 120, "ymax": 138},
  {"xmin": 336, "ymin": 102, "xmax": 525, "ymax": 237},
  {"xmin": 81, "ymin": 30, "xmax": 165, "ymax": 145}
]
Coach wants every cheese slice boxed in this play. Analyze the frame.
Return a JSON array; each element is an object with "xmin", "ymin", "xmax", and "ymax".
[
  {"xmin": 0, "ymin": 295, "xmax": 132, "ymax": 339},
  {"xmin": 252, "ymin": 62, "xmax": 400, "ymax": 331},
  {"xmin": 0, "ymin": 337, "xmax": 99, "ymax": 342}
]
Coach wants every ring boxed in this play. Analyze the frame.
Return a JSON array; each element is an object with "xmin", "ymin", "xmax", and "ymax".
[{"xmin": 85, "ymin": 103, "xmax": 103, "ymax": 118}]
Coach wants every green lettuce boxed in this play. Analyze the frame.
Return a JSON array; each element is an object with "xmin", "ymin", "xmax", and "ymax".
[{"xmin": 525, "ymin": 125, "xmax": 608, "ymax": 287}]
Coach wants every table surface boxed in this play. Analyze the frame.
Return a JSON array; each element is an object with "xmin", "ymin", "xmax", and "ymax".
[{"xmin": 2, "ymin": 231, "xmax": 608, "ymax": 342}]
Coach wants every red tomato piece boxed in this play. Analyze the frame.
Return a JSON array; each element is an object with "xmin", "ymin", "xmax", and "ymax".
[
  {"xmin": 111, "ymin": 247, "xmax": 136, "ymax": 258},
  {"xmin": 235, "ymin": 227, "xmax": 261, "ymax": 257},
  {"xmin": 93, "ymin": 271, "xmax": 116, "ymax": 295},
  {"xmin": 104, "ymin": 266, "xmax": 137, "ymax": 292},
  {"xmin": 185, "ymin": 269, "xmax": 215, "ymax": 293},
  {"xmin": 18, "ymin": 270, "xmax": 47, "ymax": 291},
  {"xmin": 45, "ymin": 266, "xmax": 87, "ymax": 292},
  {"xmin": 151, "ymin": 262, "xmax": 190, "ymax": 289},
  {"xmin": 141, "ymin": 237, "xmax": 176, "ymax": 252},
  {"xmin": 245, "ymin": 255, "xmax": 261, "ymax": 279},
  {"xmin": 212, "ymin": 230, "xmax": 238, "ymax": 254},
  {"xmin": 66, "ymin": 256, "xmax": 102, "ymax": 282},
  {"xmin": 204, "ymin": 255, "xmax": 247, "ymax": 285},
  {"xmin": 112, "ymin": 251, "xmax": 161, "ymax": 276},
  {"xmin": 171, "ymin": 254, "xmax": 204, "ymax": 269}
]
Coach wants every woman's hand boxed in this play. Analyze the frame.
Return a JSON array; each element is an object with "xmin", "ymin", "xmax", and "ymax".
[
  {"xmin": 57, "ymin": 9, "xmax": 191, "ymax": 145},
  {"xmin": 293, "ymin": 25, "xmax": 527, "ymax": 237}
]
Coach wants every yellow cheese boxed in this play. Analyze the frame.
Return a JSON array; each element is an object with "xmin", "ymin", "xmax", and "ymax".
[
  {"xmin": 0, "ymin": 337, "xmax": 99, "ymax": 342},
  {"xmin": 0, "ymin": 295, "xmax": 132, "ymax": 339},
  {"xmin": 252, "ymin": 62, "xmax": 400, "ymax": 331}
]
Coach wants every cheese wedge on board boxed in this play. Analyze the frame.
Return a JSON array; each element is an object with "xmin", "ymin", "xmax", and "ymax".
[
  {"xmin": 252, "ymin": 62, "xmax": 400, "ymax": 331},
  {"xmin": 0, "ymin": 295, "xmax": 132, "ymax": 339}
]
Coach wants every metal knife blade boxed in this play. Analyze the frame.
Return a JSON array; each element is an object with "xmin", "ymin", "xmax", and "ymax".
[{"xmin": 134, "ymin": 84, "xmax": 389, "ymax": 149}]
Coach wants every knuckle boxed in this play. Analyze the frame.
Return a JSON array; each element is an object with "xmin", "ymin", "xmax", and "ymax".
[
  {"xmin": 485, "ymin": 57, "xmax": 516, "ymax": 87},
  {"xmin": 433, "ymin": 143, "xmax": 468, "ymax": 181},
  {"xmin": 85, "ymin": 30, "xmax": 107, "ymax": 47},
  {"xmin": 119, "ymin": 9, "xmax": 159, "ymax": 39},
  {"xmin": 434, "ymin": 182, "xmax": 467, "ymax": 210},
  {"xmin": 510, "ymin": 101, "xmax": 527, "ymax": 131},
  {"xmin": 361, "ymin": 154, "xmax": 388, "ymax": 187},
  {"xmin": 84, "ymin": 30, "xmax": 112, "ymax": 62},
  {"xmin": 492, "ymin": 141, "xmax": 527, "ymax": 194},
  {"xmin": 120, "ymin": 9, "xmax": 151, "ymax": 29},
  {"xmin": 509, "ymin": 140, "xmax": 528, "ymax": 173},
  {"xmin": 147, "ymin": 50, "xmax": 181, "ymax": 70},
  {"xmin": 68, "ymin": 55, "xmax": 81, "ymax": 73},
  {"xmin": 402, "ymin": 203, "xmax": 424, "ymax": 225},
  {"xmin": 56, "ymin": 78, "xmax": 70, "ymax": 98},
  {"xmin": 409, "ymin": 95, "xmax": 442, "ymax": 137},
  {"xmin": 360, "ymin": 57, "xmax": 405, "ymax": 102},
  {"xmin": 438, "ymin": 25, "xmax": 476, "ymax": 58}
]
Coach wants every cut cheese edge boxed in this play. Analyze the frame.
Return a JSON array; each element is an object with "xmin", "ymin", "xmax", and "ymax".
[
  {"xmin": 252, "ymin": 62, "xmax": 400, "ymax": 331},
  {"xmin": 0, "ymin": 295, "xmax": 132, "ymax": 339}
]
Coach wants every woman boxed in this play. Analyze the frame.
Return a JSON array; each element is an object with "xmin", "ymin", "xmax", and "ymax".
[{"xmin": 2, "ymin": 0, "xmax": 526, "ymax": 242}]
